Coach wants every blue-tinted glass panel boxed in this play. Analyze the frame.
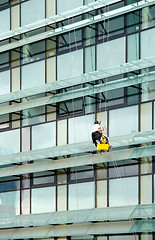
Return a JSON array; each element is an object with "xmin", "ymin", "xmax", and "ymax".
[
  {"xmin": 109, "ymin": 177, "xmax": 138, "ymax": 207},
  {"xmin": 57, "ymin": 0, "xmax": 83, "ymax": 13},
  {"xmin": 21, "ymin": 0, "xmax": 45, "ymax": 26},
  {"xmin": 0, "ymin": 129, "xmax": 20, "ymax": 155},
  {"xmin": 32, "ymin": 122, "xmax": 56, "ymax": 150},
  {"xmin": 97, "ymin": 37, "xmax": 125, "ymax": 70},
  {"xmin": 22, "ymin": 40, "xmax": 45, "ymax": 64},
  {"xmin": 69, "ymin": 182, "xmax": 95, "ymax": 210},
  {"xmin": 0, "ymin": 191, "xmax": 20, "ymax": 217},
  {"xmin": 0, "ymin": 8, "xmax": 10, "ymax": 34},
  {"xmin": 142, "ymin": 5, "xmax": 155, "ymax": 29},
  {"xmin": 0, "ymin": 52, "xmax": 9, "ymax": 70},
  {"xmin": 68, "ymin": 114, "xmax": 95, "ymax": 144},
  {"xmin": 21, "ymin": 60, "xmax": 45, "ymax": 90},
  {"xmin": 57, "ymin": 49, "xmax": 83, "ymax": 80},
  {"xmin": 31, "ymin": 186, "xmax": 56, "ymax": 214},
  {"xmin": 0, "ymin": 70, "xmax": 10, "ymax": 95},
  {"xmin": 109, "ymin": 105, "xmax": 138, "ymax": 137},
  {"xmin": 141, "ymin": 28, "xmax": 155, "ymax": 59}
]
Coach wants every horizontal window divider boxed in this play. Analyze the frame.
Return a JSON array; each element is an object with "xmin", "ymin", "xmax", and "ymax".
[
  {"xmin": 0, "ymin": 204, "xmax": 154, "ymax": 229},
  {"xmin": 0, "ymin": 68, "xmax": 155, "ymax": 115},
  {"xmin": 0, "ymin": 0, "xmax": 155, "ymax": 53},
  {"xmin": 0, "ymin": 129, "xmax": 154, "ymax": 170},
  {"xmin": 0, "ymin": 0, "xmax": 121, "ymax": 42},
  {"xmin": 0, "ymin": 219, "xmax": 154, "ymax": 238},
  {"xmin": 0, "ymin": 56, "xmax": 155, "ymax": 106}
]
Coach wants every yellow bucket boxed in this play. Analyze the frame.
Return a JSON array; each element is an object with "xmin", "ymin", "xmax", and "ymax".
[{"xmin": 97, "ymin": 143, "xmax": 109, "ymax": 151}]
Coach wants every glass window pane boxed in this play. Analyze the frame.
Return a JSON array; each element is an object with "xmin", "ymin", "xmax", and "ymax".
[
  {"xmin": 0, "ymin": 52, "xmax": 9, "ymax": 70},
  {"xmin": 142, "ymin": 5, "xmax": 155, "ymax": 29},
  {"xmin": 127, "ymin": 33, "xmax": 139, "ymax": 62},
  {"xmin": 33, "ymin": 171, "xmax": 55, "ymax": 185},
  {"xmin": 21, "ymin": 189, "xmax": 30, "ymax": 215},
  {"xmin": 127, "ymin": 11, "xmax": 140, "ymax": 34},
  {"xmin": 69, "ymin": 182, "xmax": 95, "ymax": 210},
  {"xmin": 127, "ymin": 85, "xmax": 140, "ymax": 105},
  {"xmin": 141, "ymin": 80, "xmax": 155, "ymax": 102},
  {"xmin": 21, "ymin": 0, "xmax": 45, "ymax": 25},
  {"xmin": 0, "ymin": 8, "xmax": 10, "ymax": 34},
  {"xmin": 98, "ymin": 88, "xmax": 124, "ymax": 109},
  {"xmin": 0, "ymin": 129, "xmax": 20, "ymax": 155},
  {"xmin": 21, "ymin": 60, "xmax": 45, "ymax": 89},
  {"xmin": 31, "ymin": 186, "xmax": 56, "ymax": 214},
  {"xmin": 109, "ymin": 235, "xmax": 139, "ymax": 240},
  {"xmin": 98, "ymin": 16, "xmax": 124, "ymax": 39},
  {"xmin": 109, "ymin": 177, "xmax": 138, "ymax": 207},
  {"xmin": 0, "ymin": 70, "xmax": 10, "ymax": 95},
  {"xmin": 85, "ymin": 25, "xmax": 96, "ymax": 46},
  {"xmin": 69, "ymin": 166, "xmax": 94, "ymax": 181},
  {"xmin": 109, "ymin": 164, "xmax": 138, "ymax": 178},
  {"xmin": 68, "ymin": 114, "xmax": 95, "ymax": 144},
  {"xmin": 57, "ymin": 49, "xmax": 83, "ymax": 80},
  {"xmin": 22, "ymin": 94, "xmax": 45, "ymax": 126},
  {"xmin": 58, "ymin": 28, "xmax": 82, "ymax": 52},
  {"xmin": 141, "ymin": 28, "xmax": 155, "ymax": 59},
  {"xmin": 0, "ymin": 0, "xmax": 9, "ymax": 8},
  {"xmin": 85, "ymin": 46, "xmax": 95, "ymax": 73},
  {"xmin": 22, "ymin": 127, "xmax": 30, "ymax": 152},
  {"xmin": 109, "ymin": 105, "xmax": 139, "ymax": 137},
  {"xmin": 22, "ymin": 40, "xmax": 45, "ymax": 64},
  {"xmin": 154, "ymin": 101, "xmax": 155, "ymax": 130},
  {"xmin": 97, "ymin": 37, "xmax": 125, "ymax": 70},
  {"xmin": 0, "ymin": 191, "xmax": 20, "ymax": 217},
  {"xmin": 32, "ymin": 122, "xmax": 56, "ymax": 150},
  {"xmin": 57, "ymin": 0, "xmax": 83, "ymax": 13}
]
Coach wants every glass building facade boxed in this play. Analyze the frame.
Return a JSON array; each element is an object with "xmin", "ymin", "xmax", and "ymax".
[{"xmin": 0, "ymin": 0, "xmax": 155, "ymax": 239}]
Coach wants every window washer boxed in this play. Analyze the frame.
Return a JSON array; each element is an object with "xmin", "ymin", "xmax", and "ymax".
[
  {"xmin": 92, "ymin": 120, "xmax": 104, "ymax": 147},
  {"xmin": 92, "ymin": 120, "xmax": 109, "ymax": 147}
]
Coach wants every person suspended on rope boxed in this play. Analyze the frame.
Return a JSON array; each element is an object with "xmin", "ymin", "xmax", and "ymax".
[{"xmin": 91, "ymin": 120, "xmax": 108, "ymax": 147}]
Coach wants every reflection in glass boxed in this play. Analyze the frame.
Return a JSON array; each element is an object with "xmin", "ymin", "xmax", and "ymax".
[
  {"xmin": 0, "ymin": 70, "xmax": 10, "ymax": 95},
  {"xmin": 141, "ymin": 80, "xmax": 155, "ymax": 102},
  {"xmin": 85, "ymin": 45, "xmax": 95, "ymax": 73},
  {"xmin": 0, "ymin": 191, "xmax": 20, "ymax": 217},
  {"xmin": 109, "ymin": 105, "xmax": 138, "ymax": 137},
  {"xmin": 98, "ymin": 88, "xmax": 124, "ymax": 109},
  {"xmin": 22, "ymin": 94, "xmax": 45, "ymax": 126},
  {"xmin": 33, "ymin": 171, "xmax": 55, "ymax": 185},
  {"xmin": 32, "ymin": 122, "xmax": 56, "ymax": 150},
  {"xmin": 58, "ymin": 86, "xmax": 83, "ymax": 117},
  {"xmin": 109, "ymin": 164, "xmax": 138, "ymax": 178},
  {"xmin": 57, "ymin": 0, "xmax": 83, "ymax": 13},
  {"xmin": 141, "ymin": 28, "xmax": 155, "ymax": 59},
  {"xmin": 0, "ymin": 8, "xmax": 10, "ymax": 34},
  {"xmin": 69, "ymin": 166, "xmax": 94, "ymax": 181},
  {"xmin": 31, "ymin": 186, "xmax": 56, "ymax": 214},
  {"xmin": 142, "ymin": 5, "xmax": 155, "ymax": 29},
  {"xmin": 109, "ymin": 177, "xmax": 138, "ymax": 207},
  {"xmin": 127, "ymin": 33, "xmax": 139, "ymax": 62},
  {"xmin": 97, "ymin": 37, "xmax": 125, "ymax": 70},
  {"xmin": 0, "ymin": 129, "xmax": 20, "ymax": 155},
  {"xmin": 127, "ymin": 11, "xmax": 140, "ymax": 34},
  {"xmin": 109, "ymin": 235, "xmax": 139, "ymax": 240},
  {"xmin": 68, "ymin": 114, "xmax": 94, "ymax": 144},
  {"xmin": 21, "ymin": 60, "xmax": 45, "ymax": 90},
  {"xmin": 21, "ymin": 0, "xmax": 45, "ymax": 26},
  {"xmin": 69, "ymin": 182, "xmax": 95, "ymax": 210},
  {"xmin": 98, "ymin": 16, "xmax": 124, "ymax": 39},
  {"xmin": 0, "ymin": 52, "xmax": 9, "ymax": 70},
  {"xmin": 22, "ymin": 40, "xmax": 45, "ymax": 64},
  {"xmin": 57, "ymin": 49, "xmax": 83, "ymax": 80},
  {"xmin": 21, "ymin": 189, "xmax": 30, "ymax": 215}
]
